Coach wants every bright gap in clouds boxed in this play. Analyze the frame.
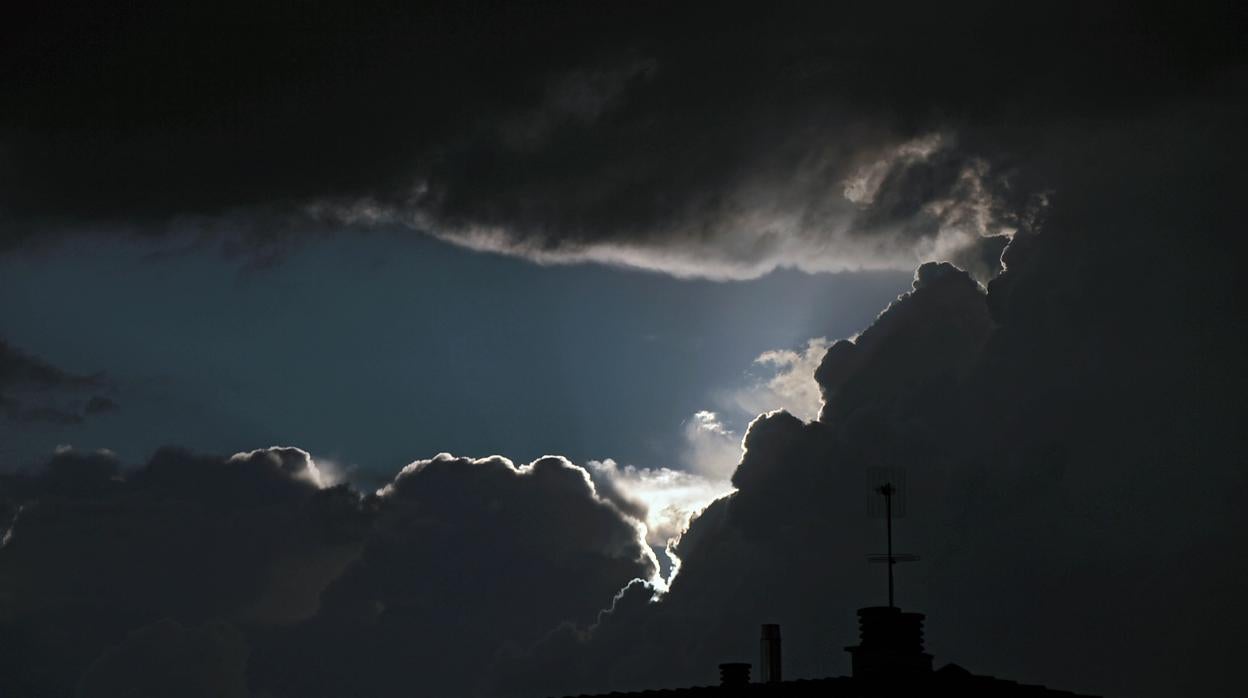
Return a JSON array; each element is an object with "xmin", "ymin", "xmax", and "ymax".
[
  {"xmin": 0, "ymin": 232, "xmax": 902, "ymax": 591},
  {"xmin": 585, "ymin": 335, "xmax": 835, "ymax": 587},
  {"xmin": 0, "ymin": 234, "xmax": 912, "ymax": 476},
  {"xmin": 588, "ymin": 459, "xmax": 735, "ymax": 587}
]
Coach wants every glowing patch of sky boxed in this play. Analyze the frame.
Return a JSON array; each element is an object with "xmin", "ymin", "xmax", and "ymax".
[{"xmin": 0, "ymin": 233, "xmax": 910, "ymax": 483}]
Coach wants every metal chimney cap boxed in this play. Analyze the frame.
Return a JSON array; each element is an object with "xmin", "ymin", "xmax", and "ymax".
[{"xmin": 718, "ymin": 662, "xmax": 751, "ymax": 687}]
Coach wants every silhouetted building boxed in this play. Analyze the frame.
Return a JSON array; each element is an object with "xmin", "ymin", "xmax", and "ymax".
[{"xmin": 552, "ymin": 612, "xmax": 1098, "ymax": 698}]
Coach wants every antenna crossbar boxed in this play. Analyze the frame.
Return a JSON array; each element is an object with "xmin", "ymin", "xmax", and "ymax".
[{"xmin": 868, "ymin": 554, "xmax": 919, "ymax": 563}]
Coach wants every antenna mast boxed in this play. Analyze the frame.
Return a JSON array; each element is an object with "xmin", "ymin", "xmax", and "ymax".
[
  {"xmin": 881, "ymin": 483, "xmax": 896, "ymax": 608},
  {"xmin": 867, "ymin": 468, "xmax": 917, "ymax": 609}
]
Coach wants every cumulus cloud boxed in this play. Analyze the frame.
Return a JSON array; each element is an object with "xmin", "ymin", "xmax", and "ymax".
[
  {"xmin": 585, "ymin": 458, "xmax": 733, "ymax": 586},
  {"xmin": 252, "ymin": 452, "xmax": 656, "ymax": 698},
  {"xmin": 0, "ymin": 445, "xmax": 367, "ymax": 695},
  {"xmin": 576, "ymin": 409, "xmax": 746, "ymax": 587},
  {"xmin": 678, "ymin": 411, "xmax": 743, "ymax": 480},
  {"xmin": 228, "ymin": 445, "xmax": 336, "ymax": 489},
  {"xmin": 731, "ymin": 338, "xmax": 832, "ymax": 422},
  {"xmin": 814, "ymin": 262, "xmax": 993, "ymax": 423},
  {"xmin": 0, "ymin": 447, "xmax": 657, "ymax": 698},
  {"xmin": 587, "ymin": 459, "xmax": 730, "ymax": 549},
  {"xmin": 504, "ymin": 164, "xmax": 1248, "ymax": 698},
  {"xmin": 483, "ymin": 83, "xmax": 1248, "ymax": 695}
]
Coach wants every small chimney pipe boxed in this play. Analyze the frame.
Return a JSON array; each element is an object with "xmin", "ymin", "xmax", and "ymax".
[{"xmin": 760, "ymin": 624, "xmax": 782, "ymax": 683}]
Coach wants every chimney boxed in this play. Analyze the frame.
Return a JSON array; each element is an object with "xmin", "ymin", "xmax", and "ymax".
[
  {"xmin": 759, "ymin": 624, "xmax": 782, "ymax": 683},
  {"xmin": 844, "ymin": 606, "xmax": 933, "ymax": 679},
  {"xmin": 718, "ymin": 662, "xmax": 750, "ymax": 687}
]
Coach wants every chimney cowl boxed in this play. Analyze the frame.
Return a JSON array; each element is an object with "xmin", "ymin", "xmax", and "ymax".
[
  {"xmin": 718, "ymin": 662, "xmax": 751, "ymax": 687},
  {"xmin": 845, "ymin": 606, "xmax": 933, "ymax": 679}
]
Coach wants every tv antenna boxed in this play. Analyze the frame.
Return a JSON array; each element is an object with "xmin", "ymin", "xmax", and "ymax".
[{"xmin": 867, "ymin": 467, "xmax": 918, "ymax": 609}]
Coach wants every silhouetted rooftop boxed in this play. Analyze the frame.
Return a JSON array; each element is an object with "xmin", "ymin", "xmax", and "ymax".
[
  {"xmin": 551, "ymin": 606, "xmax": 1099, "ymax": 698},
  {"xmin": 557, "ymin": 663, "xmax": 1099, "ymax": 698}
]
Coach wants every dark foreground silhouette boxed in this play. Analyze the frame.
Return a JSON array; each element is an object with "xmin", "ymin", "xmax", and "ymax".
[
  {"xmin": 553, "ymin": 483, "xmax": 1098, "ymax": 697},
  {"xmin": 552, "ymin": 609, "xmax": 1098, "ymax": 697}
]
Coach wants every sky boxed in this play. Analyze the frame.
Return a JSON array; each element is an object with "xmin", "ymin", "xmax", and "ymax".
[
  {"xmin": 0, "ymin": 233, "xmax": 910, "ymax": 481},
  {"xmin": 2, "ymin": 3, "xmax": 1246, "ymax": 698}
]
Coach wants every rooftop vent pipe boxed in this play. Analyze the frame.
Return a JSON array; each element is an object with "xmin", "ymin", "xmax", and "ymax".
[{"xmin": 760, "ymin": 624, "xmax": 782, "ymax": 683}]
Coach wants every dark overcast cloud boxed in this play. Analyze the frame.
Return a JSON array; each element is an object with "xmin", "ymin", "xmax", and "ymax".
[
  {"xmin": 0, "ymin": 446, "xmax": 368, "ymax": 695},
  {"xmin": 252, "ymin": 454, "xmax": 655, "ymax": 698},
  {"xmin": 504, "ymin": 238, "xmax": 1247, "ymax": 698},
  {"xmin": 495, "ymin": 58, "xmax": 1247, "ymax": 692},
  {"xmin": 0, "ymin": 338, "xmax": 117, "ymax": 424},
  {"xmin": 0, "ymin": 448, "xmax": 653, "ymax": 697},
  {"xmin": 4, "ymin": 2, "xmax": 1242, "ymax": 276},
  {"xmin": 1, "ymin": 2, "xmax": 1246, "ymax": 697}
]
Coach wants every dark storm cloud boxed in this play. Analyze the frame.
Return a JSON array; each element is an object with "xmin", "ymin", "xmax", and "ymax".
[
  {"xmin": 483, "ymin": 30, "xmax": 1248, "ymax": 691},
  {"xmin": 0, "ymin": 338, "xmax": 117, "ymax": 424},
  {"xmin": 813, "ymin": 261, "xmax": 992, "ymax": 423},
  {"xmin": 1, "ymin": 3, "xmax": 1245, "ymax": 698},
  {"xmin": 497, "ymin": 268, "xmax": 1009, "ymax": 694},
  {"xmin": 0, "ymin": 445, "xmax": 367, "ymax": 696},
  {"xmin": 251, "ymin": 453, "xmax": 655, "ymax": 698},
  {"xmin": 495, "ymin": 79, "xmax": 1248, "ymax": 695},
  {"xmin": 504, "ymin": 253, "xmax": 1246, "ymax": 698},
  {"xmin": 0, "ymin": 448, "xmax": 653, "ymax": 697},
  {"xmin": 5, "ymin": 3, "xmax": 1240, "ymax": 276},
  {"xmin": 77, "ymin": 620, "xmax": 250, "ymax": 698}
]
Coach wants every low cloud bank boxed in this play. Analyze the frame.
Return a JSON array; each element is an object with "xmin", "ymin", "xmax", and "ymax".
[{"xmin": 0, "ymin": 447, "xmax": 656, "ymax": 698}]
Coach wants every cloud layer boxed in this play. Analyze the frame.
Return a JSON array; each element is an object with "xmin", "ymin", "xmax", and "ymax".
[{"xmin": 5, "ymin": 4, "xmax": 1239, "ymax": 278}]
